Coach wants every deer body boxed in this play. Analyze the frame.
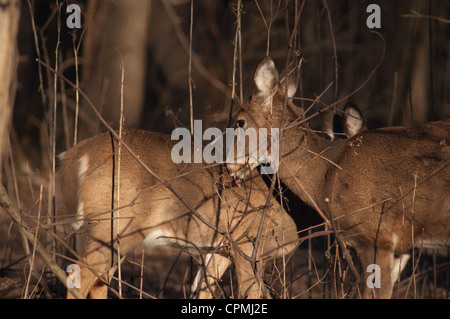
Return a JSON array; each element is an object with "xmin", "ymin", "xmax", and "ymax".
[
  {"xmin": 57, "ymin": 129, "xmax": 298, "ymax": 298},
  {"xmin": 230, "ymin": 57, "xmax": 450, "ymax": 298}
]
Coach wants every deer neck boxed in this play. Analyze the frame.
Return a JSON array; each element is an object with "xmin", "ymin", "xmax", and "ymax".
[{"xmin": 277, "ymin": 118, "xmax": 344, "ymax": 209}]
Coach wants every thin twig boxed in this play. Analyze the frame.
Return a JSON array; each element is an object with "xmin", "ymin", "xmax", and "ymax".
[
  {"xmin": 116, "ymin": 47, "xmax": 126, "ymax": 298},
  {"xmin": 231, "ymin": 0, "xmax": 241, "ymax": 111},
  {"xmin": 49, "ymin": 0, "xmax": 62, "ymax": 262},
  {"xmin": 26, "ymin": 0, "xmax": 47, "ymax": 107},
  {"xmin": 321, "ymin": 0, "xmax": 338, "ymax": 100},
  {"xmin": 410, "ymin": 173, "xmax": 418, "ymax": 298},
  {"xmin": 404, "ymin": 234, "xmax": 424, "ymax": 298},
  {"xmin": 402, "ymin": 10, "xmax": 450, "ymax": 24},
  {"xmin": 24, "ymin": 185, "xmax": 43, "ymax": 299},
  {"xmin": 139, "ymin": 248, "xmax": 145, "ymax": 299},
  {"xmin": 72, "ymin": 31, "xmax": 80, "ymax": 146},
  {"xmin": 188, "ymin": 0, "xmax": 194, "ymax": 135}
]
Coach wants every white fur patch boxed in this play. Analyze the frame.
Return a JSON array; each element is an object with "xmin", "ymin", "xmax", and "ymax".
[
  {"xmin": 71, "ymin": 155, "xmax": 89, "ymax": 230},
  {"xmin": 72, "ymin": 200, "xmax": 84, "ymax": 230},
  {"xmin": 392, "ymin": 233, "xmax": 398, "ymax": 250},
  {"xmin": 57, "ymin": 151, "xmax": 66, "ymax": 162},
  {"xmin": 142, "ymin": 229, "xmax": 177, "ymax": 247},
  {"xmin": 390, "ymin": 233, "xmax": 410, "ymax": 283},
  {"xmin": 391, "ymin": 254, "xmax": 410, "ymax": 284},
  {"xmin": 78, "ymin": 155, "xmax": 89, "ymax": 184}
]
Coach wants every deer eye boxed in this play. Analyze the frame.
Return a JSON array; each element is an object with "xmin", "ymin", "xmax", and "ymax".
[{"xmin": 236, "ymin": 119, "xmax": 246, "ymax": 128}]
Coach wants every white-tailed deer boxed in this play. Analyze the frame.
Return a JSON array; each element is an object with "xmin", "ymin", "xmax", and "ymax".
[
  {"xmin": 57, "ymin": 129, "xmax": 298, "ymax": 299},
  {"xmin": 229, "ymin": 56, "xmax": 450, "ymax": 298}
]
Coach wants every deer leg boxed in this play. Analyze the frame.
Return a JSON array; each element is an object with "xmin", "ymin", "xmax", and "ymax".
[
  {"xmin": 234, "ymin": 254, "xmax": 259, "ymax": 298},
  {"xmin": 191, "ymin": 253, "xmax": 232, "ymax": 299},
  {"xmin": 66, "ymin": 262, "xmax": 106, "ymax": 299},
  {"xmin": 89, "ymin": 263, "xmax": 119, "ymax": 299},
  {"xmin": 88, "ymin": 273, "xmax": 109, "ymax": 299},
  {"xmin": 358, "ymin": 247, "xmax": 395, "ymax": 299},
  {"xmin": 231, "ymin": 244, "xmax": 269, "ymax": 299},
  {"xmin": 66, "ymin": 245, "xmax": 114, "ymax": 299}
]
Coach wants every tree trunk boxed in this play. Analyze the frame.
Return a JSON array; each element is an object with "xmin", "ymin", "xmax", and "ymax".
[
  {"xmin": 79, "ymin": 0, "xmax": 151, "ymax": 141},
  {"xmin": 0, "ymin": 0, "xmax": 21, "ymax": 178}
]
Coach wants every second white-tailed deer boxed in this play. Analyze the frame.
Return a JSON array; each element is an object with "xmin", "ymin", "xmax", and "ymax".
[
  {"xmin": 57, "ymin": 129, "xmax": 298, "ymax": 299},
  {"xmin": 229, "ymin": 56, "xmax": 450, "ymax": 298}
]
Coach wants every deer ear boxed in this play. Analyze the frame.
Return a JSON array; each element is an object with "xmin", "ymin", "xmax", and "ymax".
[
  {"xmin": 320, "ymin": 108, "xmax": 336, "ymax": 140},
  {"xmin": 342, "ymin": 102, "xmax": 365, "ymax": 138},
  {"xmin": 253, "ymin": 56, "xmax": 279, "ymax": 100}
]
